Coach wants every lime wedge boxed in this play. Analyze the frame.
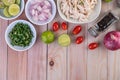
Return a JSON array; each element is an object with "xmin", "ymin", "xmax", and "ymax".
[
  {"xmin": 16, "ymin": 0, "xmax": 20, "ymax": 5},
  {"xmin": 3, "ymin": 7, "xmax": 11, "ymax": 17},
  {"xmin": 58, "ymin": 34, "xmax": 71, "ymax": 47},
  {"xmin": 8, "ymin": 4, "xmax": 20, "ymax": 16},
  {"xmin": 2, "ymin": 0, "xmax": 15, "ymax": 6},
  {"xmin": 41, "ymin": 31, "xmax": 55, "ymax": 44}
]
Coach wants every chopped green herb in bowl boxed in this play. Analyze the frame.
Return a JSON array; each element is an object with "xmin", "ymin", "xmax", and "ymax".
[
  {"xmin": 9, "ymin": 23, "xmax": 33, "ymax": 47},
  {"xmin": 5, "ymin": 20, "xmax": 36, "ymax": 51}
]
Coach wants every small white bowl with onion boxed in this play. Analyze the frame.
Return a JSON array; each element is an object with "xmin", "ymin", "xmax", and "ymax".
[
  {"xmin": 0, "ymin": 0, "xmax": 24, "ymax": 20},
  {"xmin": 57, "ymin": 0, "xmax": 101, "ymax": 24},
  {"xmin": 5, "ymin": 20, "xmax": 37, "ymax": 51},
  {"xmin": 25, "ymin": 0, "xmax": 56, "ymax": 25}
]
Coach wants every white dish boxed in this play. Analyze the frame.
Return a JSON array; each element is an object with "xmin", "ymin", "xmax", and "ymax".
[
  {"xmin": 0, "ymin": 0, "xmax": 24, "ymax": 20},
  {"xmin": 57, "ymin": 0, "xmax": 101, "ymax": 24},
  {"xmin": 25, "ymin": 0, "xmax": 56, "ymax": 25},
  {"xmin": 5, "ymin": 20, "xmax": 37, "ymax": 51}
]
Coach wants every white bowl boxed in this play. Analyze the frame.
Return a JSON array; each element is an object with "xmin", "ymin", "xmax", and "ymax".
[
  {"xmin": 5, "ymin": 20, "xmax": 37, "ymax": 51},
  {"xmin": 25, "ymin": 0, "xmax": 56, "ymax": 25},
  {"xmin": 0, "ymin": 0, "xmax": 24, "ymax": 20},
  {"xmin": 57, "ymin": 0, "xmax": 101, "ymax": 24}
]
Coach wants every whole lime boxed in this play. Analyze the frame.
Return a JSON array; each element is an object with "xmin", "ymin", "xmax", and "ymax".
[{"xmin": 41, "ymin": 31, "xmax": 55, "ymax": 44}]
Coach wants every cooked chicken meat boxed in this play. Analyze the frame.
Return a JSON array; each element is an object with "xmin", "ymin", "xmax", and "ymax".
[{"xmin": 60, "ymin": 0, "xmax": 97, "ymax": 22}]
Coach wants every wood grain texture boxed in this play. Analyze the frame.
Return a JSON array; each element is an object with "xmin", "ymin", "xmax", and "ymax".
[
  {"xmin": 7, "ymin": 10, "xmax": 27, "ymax": 80},
  {"xmin": 27, "ymin": 25, "xmax": 47, "ymax": 80},
  {"xmin": 0, "ymin": 19, "xmax": 8, "ymax": 80},
  {"xmin": 47, "ymin": 12, "xmax": 67, "ymax": 80},
  {"xmin": 67, "ymin": 23, "xmax": 87, "ymax": 80},
  {"xmin": 7, "ymin": 50, "xmax": 27, "ymax": 80},
  {"xmin": 107, "ymin": 1, "xmax": 120, "ymax": 80},
  {"xmin": 0, "ymin": 1, "xmax": 120, "ymax": 80},
  {"xmin": 87, "ymin": 2, "xmax": 108, "ymax": 80},
  {"xmin": 27, "ymin": 0, "xmax": 47, "ymax": 78}
]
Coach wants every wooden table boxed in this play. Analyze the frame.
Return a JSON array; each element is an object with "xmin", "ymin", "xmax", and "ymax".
[{"xmin": 0, "ymin": 0, "xmax": 120, "ymax": 80}]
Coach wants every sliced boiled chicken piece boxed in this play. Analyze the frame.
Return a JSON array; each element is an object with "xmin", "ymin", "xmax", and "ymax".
[{"xmin": 60, "ymin": 0, "xmax": 97, "ymax": 22}]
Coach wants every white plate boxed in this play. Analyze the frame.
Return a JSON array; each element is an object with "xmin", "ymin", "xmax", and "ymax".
[
  {"xmin": 57, "ymin": 0, "xmax": 101, "ymax": 24},
  {"xmin": 5, "ymin": 20, "xmax": 37, "ymax": 51}
]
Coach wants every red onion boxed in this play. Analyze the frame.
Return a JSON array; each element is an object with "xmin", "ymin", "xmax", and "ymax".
[
  {"xmin": 104, "ymin": 31, "xmax": 120, "ymax": 51},
  {"xmin": 29, "ymin": 0, "xmax": 52, "ymax": 22}
]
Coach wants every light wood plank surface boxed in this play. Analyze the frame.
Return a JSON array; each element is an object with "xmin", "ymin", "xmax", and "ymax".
[
  {"xmin": 47, "ymin": 12, "xmax": 67, "ymax": 80},
  {"xmin": 0, "ymin": 0, "xmax": 120, "ymax": 80},
  {"xmin": 27, "ymin": 26, "xmax": 47, "ymax": 80},
  {"xmin": 68, "ymin": 23, "xmax": 87, "ymax": 80},
  {"xmin": 7, "ymin": 7, "xmax": 27, "ymax": 80},
  {"xmin": 107, "ymin": 1, "xmax": 120, "ymax": 80},
  {"xmin": 0, "ymin": 20, "xmax": 8, "ymax": 80},
  {"xmin": 87, "ymin": 2, "xmax": 109, "ymax": 80}
]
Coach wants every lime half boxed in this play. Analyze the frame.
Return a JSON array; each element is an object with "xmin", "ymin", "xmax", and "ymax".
[
  {"xmin": 58, "ymin": 34, "xmax": 71, "ymax": 47},
  {"xmin": 41, "ymin": 31, "xmax": 55, "ymax": 44},
  {"xmin": 3, "ymin": 7, "xmax": 11, "ymax": 17},
  {"xmin": 8, "ymin": 4, "xmax": 20, "ymax": 16},
  {"xmin": 16, "ymin": 0, "xmax": 20, "ymax": 5}
]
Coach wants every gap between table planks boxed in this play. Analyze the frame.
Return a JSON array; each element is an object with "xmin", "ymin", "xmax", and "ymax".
[{"xmin": 0, "ymin": 0, "xmax": 120, "ymax": 80}]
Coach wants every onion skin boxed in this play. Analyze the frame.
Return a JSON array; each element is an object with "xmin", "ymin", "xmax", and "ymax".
[{"xmin": 104, "ymin": 31, "xmax": 120, "ymax": 51}]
